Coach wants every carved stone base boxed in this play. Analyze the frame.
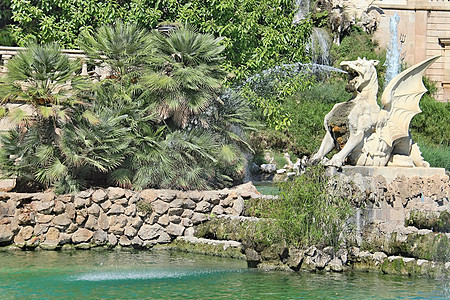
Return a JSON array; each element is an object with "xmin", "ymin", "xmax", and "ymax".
[{"xmin": 341, "ymin": 166, "xmax": 447, "ymax": 183}]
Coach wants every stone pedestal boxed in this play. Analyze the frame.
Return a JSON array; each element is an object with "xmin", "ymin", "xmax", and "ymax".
[{"xmin": 341, "ymin": 166, "xmax": 447, "ymax": 183}]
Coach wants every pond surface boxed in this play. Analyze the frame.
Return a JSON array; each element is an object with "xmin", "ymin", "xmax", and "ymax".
[
  {"xmin": 253, "ymin": 181, "xmax": 280, "ymax": 196},
  {"xmin": 0, "ymin": 250, "xmax": 448, "ymax": 299}
]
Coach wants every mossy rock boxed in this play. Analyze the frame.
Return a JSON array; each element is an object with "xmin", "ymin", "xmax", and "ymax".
[
  {"xmin": 166, "ymin": 238, "xmax": 245, "ymax": 259},
  {"xmin": 381, "ymin": 258, "xmax": 449, "ymax": 278},
  {"xmin": 391, "ymin": 233, "xmax": 449, "ymax": 262},
  {"xmin": 405, "ymin": 210, "xmax": 449, "ymax": 232},
  {"xmin": 381, "ymin": 258, "xmax": 409, "ymax": 276},
  {"xmin": 194, "ymin": 216, "xmax": 274, "ymax": 250}
]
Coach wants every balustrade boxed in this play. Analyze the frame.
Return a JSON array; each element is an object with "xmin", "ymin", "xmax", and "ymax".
[{"xmin": 0, "ymin": 46, "xmax": 111, "ymax": 80}]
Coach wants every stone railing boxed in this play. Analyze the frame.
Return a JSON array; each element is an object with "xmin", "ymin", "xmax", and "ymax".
[
  {"xmin": 373, "ymin": 0, "xmax": 450, "ymax": 11},
  {"xmin": 0, "ymin": 46, "xmax": 111, "ymax": 80}
]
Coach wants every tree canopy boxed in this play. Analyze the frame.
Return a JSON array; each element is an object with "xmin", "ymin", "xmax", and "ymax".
[{"xmin": 3, "ymin": 0, "xmax": 311, "ymax": 79}]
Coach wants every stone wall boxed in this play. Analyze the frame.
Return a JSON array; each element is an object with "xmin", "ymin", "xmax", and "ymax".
[
  {"xmin": 191, "ymin": 171, "xmax": 449, "ymax": 277},
  {"xmin": 0, "ymin": 183, "xmax": 259, "ymax": 250}
]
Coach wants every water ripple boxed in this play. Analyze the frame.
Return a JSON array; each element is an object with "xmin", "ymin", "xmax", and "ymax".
[{"xmin": 69, "ymin": 269, "xmax": 242, "ymax": 282}]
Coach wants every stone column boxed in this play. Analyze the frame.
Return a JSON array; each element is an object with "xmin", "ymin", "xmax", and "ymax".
[
  {"xmin": 2, "ymin": 54, "xmax": 12, "ymax": 66},
  {"xmin": 81, "ymin": 59, "xmax": 89, "ymax": 76}
]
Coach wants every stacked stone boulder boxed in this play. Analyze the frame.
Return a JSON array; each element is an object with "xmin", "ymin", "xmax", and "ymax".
[{"xmin": 0, "ymin": 183, "xmax": 259, "ymax": 250}]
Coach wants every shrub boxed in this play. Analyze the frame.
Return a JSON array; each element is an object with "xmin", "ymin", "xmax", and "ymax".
[
  {"xmin": 273, "ymin": 152, "xmax": 288, "ymax": 169},
  {"xmin": 257, "ymin": 166, "xmax": 354, "ymax": 247},
  {"xmin": 410, "ymin": 81, "xmax": 449, "ymax": 170},
  {"xmin": 286, "ymin": 79, "xmax": 350, "ymax": 155},
  {"xmin": 418, "ymin": 144, "xmax": 450, "ymax": 171},
  {"xmin": 410, "ymin": 94, "xmax": 450, "ymax": 148},
  {"xmin": 0, "ymin": 25, "xmax": 257, "ymax": 193}
]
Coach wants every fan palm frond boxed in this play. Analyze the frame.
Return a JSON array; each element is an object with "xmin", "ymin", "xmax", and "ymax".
[
  {"xmin": 78, "ymin": 21, "xmax": 153, "ymax": 81},
  {"xmin": 143, "ymin": 25, "xmax": 227, "ymax": 128}
]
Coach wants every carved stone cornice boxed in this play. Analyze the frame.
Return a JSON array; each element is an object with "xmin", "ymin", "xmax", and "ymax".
[{"xmin": 439, "ymin": 38, "xmax": 450, "ymax": 48}]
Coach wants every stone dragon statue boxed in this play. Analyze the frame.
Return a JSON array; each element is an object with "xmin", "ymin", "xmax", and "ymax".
[{"xmin": 311, "ymin": 55, "xmax": 440, "ymax": 168}]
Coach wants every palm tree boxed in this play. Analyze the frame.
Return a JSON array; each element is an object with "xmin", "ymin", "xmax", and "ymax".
[
  {"xmin": 142, "ymin": 25, "xmax": 228, "ymax": 128},
  {"xmin": 0, "ymin": 42, "xmax": 89, "ymax": 122},
  {"xmin": 0, "ymin": 42, "xmax": 134, "ymax": 193},
  {"xmin": 78, "ymin": 20, "xmax": 153, "ymax": 82},
  {"xmin": 0, "ymin": 106, "xmax": 131, "ymax": 193}
]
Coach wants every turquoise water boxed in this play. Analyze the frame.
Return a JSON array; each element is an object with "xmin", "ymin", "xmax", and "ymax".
[
  {"xmin": 0, "ymin": 250, "xmax": 448, "ymax": 299},
  {"xmin": 254, "ymin": 181, "xmax": 280, "ymax": 195}
]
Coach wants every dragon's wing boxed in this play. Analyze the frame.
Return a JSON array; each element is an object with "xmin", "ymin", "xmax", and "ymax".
[{"xmin": 380, "ymin": 55, "xmax": 440, "ymax": 147}]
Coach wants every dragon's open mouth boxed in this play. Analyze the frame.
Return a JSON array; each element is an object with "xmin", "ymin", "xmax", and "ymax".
[
  {"xmin": 342, "ymin": 67, "xmax": 360, "ymax": 92},
  {"xmin": 347, "ymin": 69, "xmax": 360, "ymax": 85}
]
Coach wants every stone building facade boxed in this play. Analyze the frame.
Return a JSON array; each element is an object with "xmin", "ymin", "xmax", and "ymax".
[{"xmin": 372, "ymin": 0, "xmax": 450, "ymax": 102}]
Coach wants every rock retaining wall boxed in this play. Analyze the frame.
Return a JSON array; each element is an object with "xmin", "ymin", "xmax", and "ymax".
[{"xmin": 0, "ymin": 183, "xmax": 259, "ymax": 250}]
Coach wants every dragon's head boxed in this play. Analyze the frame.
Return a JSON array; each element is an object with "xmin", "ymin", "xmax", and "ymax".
[{"xmin": 340, "ymin": 57, "xmax": 379, "ymax": 94}]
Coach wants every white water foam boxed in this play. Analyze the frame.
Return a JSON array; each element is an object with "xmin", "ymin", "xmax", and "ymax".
[{"xmin": 68, "ymin": 269, "xmax": 241, "ymax": 282}]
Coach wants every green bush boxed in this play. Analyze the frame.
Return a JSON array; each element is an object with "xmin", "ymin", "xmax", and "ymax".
[
  {"xmin": 418, "ymin": 144, "xmax": 450, "ymax": 171},
  {"xmin": 240, "ymin": 70, "xmax": 314, "ymax": 131},
  {"xmin": 257, "ymin": 166, "xmax": 354, "ymax": 247},
  {"xmin": 0, "ymin": 25, "xmax": 257, "ymax": 193},
  {"xmin": 331, "ymin": 27, "xmax": 384, "ymax": 65},
  {"xmin": 286, "ymin": 79, "xmax": 350, "ymax": 155},
  {"xmin": 273, "ymin": 152, "xmax": 288, "ymax": 169},
  {"xmin": 249, "ymin": 129, "xmax": 298, "ymax": 155},
  {"xmin": 410, "ymin": 94, "xmax": 450, "ymax": 148},
  {"xmin": 409, "ymin": 82, "xmax": 449, "ymax": 170},
  {"xmin": 5, "ymin": 0, "xmax": 312, "ymax": 81}
]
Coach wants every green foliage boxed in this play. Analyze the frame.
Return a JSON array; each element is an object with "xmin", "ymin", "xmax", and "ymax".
[
  {"xmin": 331, "ymin": 27, "xmax": 382, "ymax": 64},
  {"xmin": 240, "ymin": 67, "xmax": 315, "ymax": 131},
  {"xmin": 7, "ymin": 0, "xmax": 169, "ymax": 48},
  {"xmin": 418, "ymin": 144, "xmax": 450, "ymax": 170},
  {"xmin": 142, "ymin": 25, "xmax": 227, "ymax": 127},
  {"xmin": 250, "ymin": 129, "xmax": 299, "ymax": 156},
  {"xmin": 287, "ymin": 79, "xmax": 351, "ymax": 154},
  {"xmin": 0, "ymin": 109, "xmax": 131, "ymax": 193},
  {"xmin": 1, "ymin": 43, "xmax": 89, "ymax": 112},
  {"xmin": 408, "ymin": 79, "xmax": 450, "ymax": 170},
  {"xmin": 136, "ymin": 201, "xmax": 153, "ymax": 214},
  {"xmin": 410, "ymin": 94, "xmax": 450, "ymax": 148},
  {"xmin": 0, "ymin": 43, "xmax": 100, "ymax": 193},
  {"xmin": 5, "ymin": 0, "xmax": 312, "ymax": 81},
  {"xmin": 0, "ymin": 0, "xmax": 15, "ymax": 45},
  {"xmin": 273, "ymin": 152, "xmax": 288, "ymax": 169},
  {"xmin": 175, "ymin": 0, "xmax": 312, "ymax": 80},
  {"xmin": 250, "ymin": 166, "xmax": 353, "ymax": 247},
  {"xmin": 78, "ymin": 21, "xmax": 154, "ymax": 79},
  {"xmin": 312, "ymin": 10, "xmax": 329, "ymax": 28}
]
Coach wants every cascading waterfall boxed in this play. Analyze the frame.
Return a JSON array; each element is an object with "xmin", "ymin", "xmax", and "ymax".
[
  {"xmin": 384, "ymin": 13, "xmax": 402, "ymax": 85},
  {"xmin": 293, "ymin": 0, "xmax": 332, "ymax": 66},
  {"xmin": 309, "ymin": 27, "xmax": 332, "ymax": 66},
  {"xmin": 293, "ymin": 0, "xmax": 310, "ymax": 23}
]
